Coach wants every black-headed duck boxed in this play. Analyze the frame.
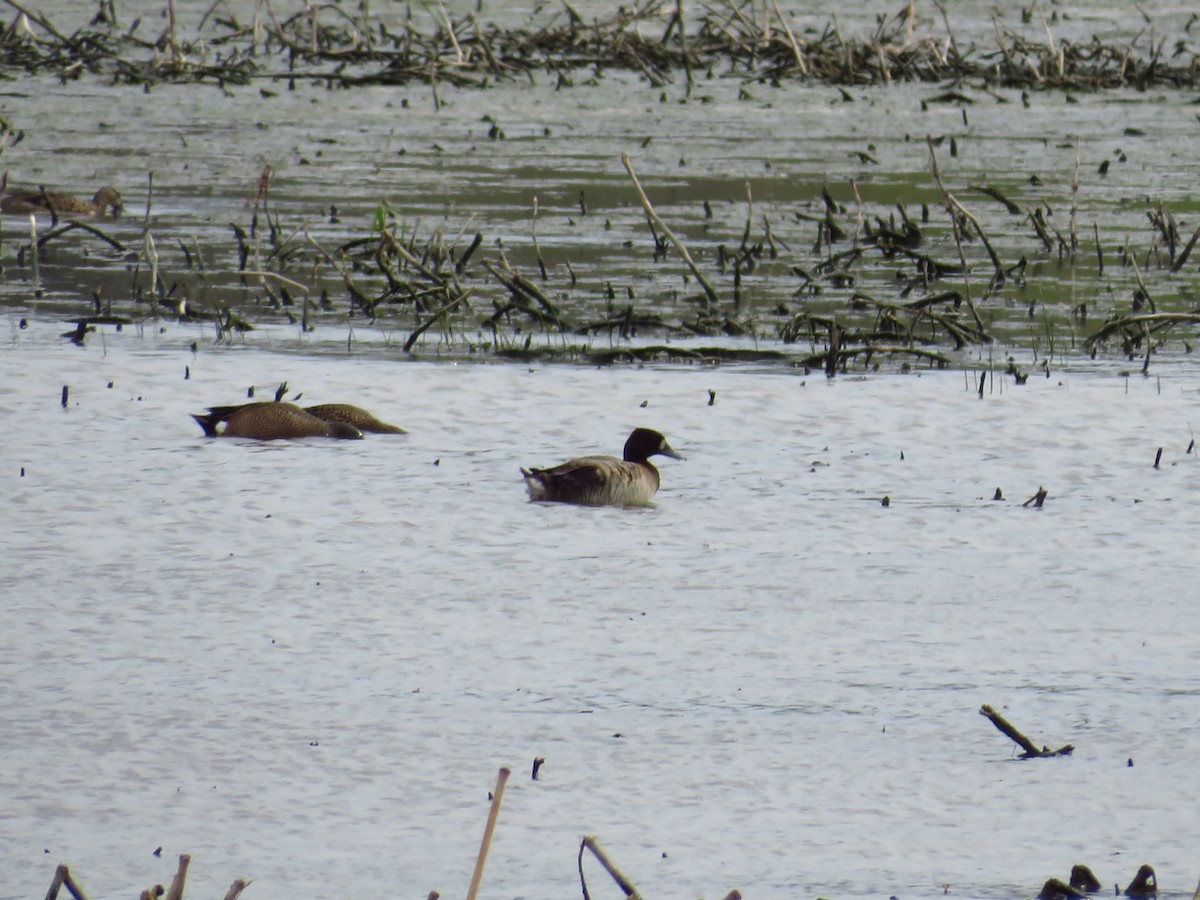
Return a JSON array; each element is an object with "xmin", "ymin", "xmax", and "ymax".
[
  {"xmin": 193, "ymin": 402, "xmax": 364, "ymax": 440},
  {"xmin": 0, "ymin": 185, "xmax": 124, "ymax": 219},
  {"xmin": 521, "ymin": 427, "xmax": 682, "ymax": 506}
]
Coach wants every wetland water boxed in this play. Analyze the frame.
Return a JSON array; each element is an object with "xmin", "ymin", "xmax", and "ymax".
[
  {"xmin": 4, "ymin": 0, "xmax": 1200, "ymax": 363},
  {"xmin": 3, "ymin": 322, "xmax": 1200, "ymax": 899},
  {"xmin": 3, "ymin": 1, "xmax": 1200, "ymax": 897}
]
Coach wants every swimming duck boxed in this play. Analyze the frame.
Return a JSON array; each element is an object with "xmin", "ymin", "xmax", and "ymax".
[
  {"xmin": 304, "ymin": 403, "xmax": 406, "ymax": 434},
  {"xmin": 192, "ymin": 402, "xmax": 363, "ymax": 440},
  {"xmin": 0, "ymin": 185, "xmax": 124, "ymax": 219},
  {"xmin": 521, "ymin": 428, "xmax": 682, "ymax": 506}
]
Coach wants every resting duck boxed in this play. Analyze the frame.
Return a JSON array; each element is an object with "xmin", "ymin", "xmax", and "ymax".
[
  {"xmin": 0, "ymin": 185, "xmax": 124, "ymax": 219},
  {"xmin": 192, "ymin": 402, "xmax": 364, "ymax": 440},
  {"xmin": 303, "ymin": 403, "xmax": 406, "ymax": 434},
  {"xmin": 521, "ymin": 428, "xmax": 682, "ymax": 506}
]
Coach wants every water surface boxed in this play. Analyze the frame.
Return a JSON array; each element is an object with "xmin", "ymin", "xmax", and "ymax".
[{"xmin": 2, "ymin": 320, "xmax": 1199, "ymax": 898}]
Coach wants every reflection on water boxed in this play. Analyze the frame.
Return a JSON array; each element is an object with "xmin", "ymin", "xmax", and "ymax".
[{"xmin": 2, "ymin": 321, "xmax": 1199, "ymax": 897}]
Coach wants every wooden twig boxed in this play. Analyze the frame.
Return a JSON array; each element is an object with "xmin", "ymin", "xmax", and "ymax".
[
  {"xmin": 465, "ymin": 767, "xmax": 511, "ymax": 900},
  {"xmin": 621, "ymin": 153, "xmax": 720, "ymax": 306},
  {"xmin": 979, "ymin": 704, "xmax": 1073, "ymax": 757},
  {"xmin": 769, "ymin": 0, "xmax": 808, "ymax": 74},
  {"xmin": 1170, "ymin": 223, "xmax": 1200, "ymax": 273},
  {"xmin": 579, "ymin": 836, "xmax": 641, "ymax": 900},
  {"xmin": 1021, "ymin": 486, "xmax": 1048, "ymax": 508},
  {"xmin": 403, "ymin": 288, "xmax": 472, "ymax": 352},
  {"xmin": 44, "ymin": 864, "xmax": 90, "ymax": 900},
  {"xmin": 925, "ymin": 138, "xmax": 994, "ymax": 332},
  {"xmin": 164, "ymin": 854, "xmax": 190, "ymax": 900}
]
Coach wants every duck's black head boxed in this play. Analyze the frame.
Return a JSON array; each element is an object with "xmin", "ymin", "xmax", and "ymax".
[{"xmin": 623, "ymin": 428, "xmax": 682, "ymax": 463}]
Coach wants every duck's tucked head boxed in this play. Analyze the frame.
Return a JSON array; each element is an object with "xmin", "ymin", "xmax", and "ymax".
[{"xmin": 623, "ymin": 427, "xmax": 683, "ymax": 464}]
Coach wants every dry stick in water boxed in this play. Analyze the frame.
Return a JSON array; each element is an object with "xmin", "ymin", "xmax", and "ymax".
[
  {"xmin": 403, "ymin": 287, "xmax": 473, "ymax": 352},
  {"xmin": 674, "ymin": 0, "xmax": 693, "ymax": 93},
  {"xmin": 1170, "ymin": 223, "xmax": 1200, "ymax": 272},
  {"xmin": 769, "ymin": 0, "xmax": 808, "ymax": 74},
  {"xmin": 1069, "ymin": 137, "xmax": 1080, "ymax": 255},
  {"xmin": 620, "ymin": 153, "xmax": 720, "ymax": 306},
  {"xmin": 44, "ymin": 863, "xmax": 90, "ymax": 900},
  {"xmin": 531, "ymin": 196, "xmax": 548, "ymax": 280},
  {"xmin": 979, "ymin": 703, "xmax": 1072, "ymax": 756},
  {"xmin": 930, "ymin": 0, "xmax": 960, "ymax": 62},
  {"xmin": 164, "ymin": 854, "xmax": 190, "ymax": 900},
  {"xmin": 25, "ymin": 212, "xmax": 41, "ymax": 280},
  {"xmin": 144, "ymin": 230, "xmax": 160, "ymax": 312},
  {"xmin": 850, "ymin": 179, "xmax": 864, "ymax": 247},
  {"xmin": 578, "ymin": 836, "xmax": 642, "ymax": 900},
  {"xmin": 925, "ymin": 138, "xmax": 995, "ymax": 335},
  {"xmin": 465, "ymin": 767, "xmax": 511, "ymax": 900}
]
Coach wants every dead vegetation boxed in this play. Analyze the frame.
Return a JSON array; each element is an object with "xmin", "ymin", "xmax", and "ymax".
[
  {"xmin": 4, "ymin": 1, "xmax": 1200, "ymax": 372},
  {"xmin": 3, "ymin": 0, "xmax": 1198, "ymax": 92}
]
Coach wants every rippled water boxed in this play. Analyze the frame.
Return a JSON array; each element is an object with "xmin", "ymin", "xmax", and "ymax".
[{"xmin": 3, "ymin": 318, "xmax": 1200, "ymax": 898}]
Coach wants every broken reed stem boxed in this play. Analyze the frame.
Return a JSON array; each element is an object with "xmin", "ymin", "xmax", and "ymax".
[
  {"xmin": 979, "ymin": 704, "xmax": 1039, "ymax": 754},
  {"xmin": 403, "ymin": 287, "xmax": 472, "ymax": 352},
  {"xmin": 677, "ymin": 0, "xmax": 693, "ymax": 92},
  {"xmin": 1093, "ymin": 222, "xmax": 1103, "ymax": 275},
  {"xmin": 579, "ymin": 836, "xmax": 642, "ymax": 900},
  {"xmin": 850, "ymin": 179, "xmax": 863, "ymax": 247},
  {"xmin": 1170, "ymin": 223, "xmax": 1200, "ymax": 272},
  {"xmin": 620, "ymin": 152, "xmax": 721, "ymax": 306},
  {"xmin": 925, "ymin": 140, "xmax": 989, "ymax": 333},
  {"xmin": 1129, "ymin": 254, "xmax": 1157, "ymax": 314},
  {"xmin": 930, "ymin": 0, "xmax": 959, "ymax": 62},
  {"xmin": 44, "ymin": 864, "xmax": 90, "ymax": 900},
  {"xmin": 221, "ymin": 880, "xmax": 250, "ymax": 900},
  {"xmin": 164, "ymin": 854, "xmax": 190, "ymax": 900},
  {"xmin": 144, "ymin": 230, "xmax": 159, "ymax": 307},
  {"xmin": 926, "ymin": 137, "xmax": 1003, "ymax": 277},
  {"xmin": 241, "ymin": 270, "xmax": 311, "ymax": 293},
  {"xmin": 465, "ymin": 767, "xmax": 511, "ymax": 900},
  {"xmin": 1069, "ymin": 137, "xmax": 1080, "ymax": 255},
  {"xmin": 28, "ymin": 214, "xmax": 39, "ymax": 281},
  {"xmin": 1, "ymin": 0, "xmax": 73, "ymax": 43},
  {"xmin": 143, "ymin": 170, "xmax": 154, "ymax": 231},
  {"xmin": 531, "ymin": 196, "xmax": 547, "ymax": 280},
  {"xmin": 769, "ymin": 0, "xmax": 807, "ymax": 74}
]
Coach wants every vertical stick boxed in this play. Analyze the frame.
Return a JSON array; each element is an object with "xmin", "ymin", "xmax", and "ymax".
[
  {"xmin": 164, "ymin": 854, "xmax": 190, "ymax": 900},
  {"xmin": 1069, "ymin": 137, "xmax": 1080, "ymax": 255},
  {"xmin": 621, "ymin": 153, "xmax": 720, "ymax": 306},
  {"xmin": 28, "ymin": 213, "xmax": 39, "ymax": 281},
  {"xmin": 44, "ymin": 864, "xmax": 68, "ymax": 900},
  {"xmin": 465, "ymin": 767, "xmax": 511, "ymax": 900}
]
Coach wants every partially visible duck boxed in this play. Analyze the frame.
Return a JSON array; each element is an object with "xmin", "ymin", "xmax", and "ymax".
[
  {"xmin": 192, "ymin": 402, "xmax": 363, "ymax": 440},
  {"xmin": 0, "ymin": 185, "xmax": 124, "ymax": 219},
  {"xmin": 1124, "ymin": 865, "xmax": 1157, "ymax": 899},
  {"xmin": 521, "ymin": 427, "xmax": 682, "ymax": 506},
  {"xmin": 304, "ymin": 403, "xmax": 406, "ymax": 434}
]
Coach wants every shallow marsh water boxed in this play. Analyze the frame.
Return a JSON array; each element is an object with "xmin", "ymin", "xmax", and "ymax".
[
  {"xmin": 5, "ymin": 0, "xmax": 1200, "ymax": 360},
  {"xmin": 3, "ymin": 319, "xmax": 1200, "ymax": 898},
  {"xmin": 5, "ymin": 2, "xmax": 1200, "ymax": 897}
]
